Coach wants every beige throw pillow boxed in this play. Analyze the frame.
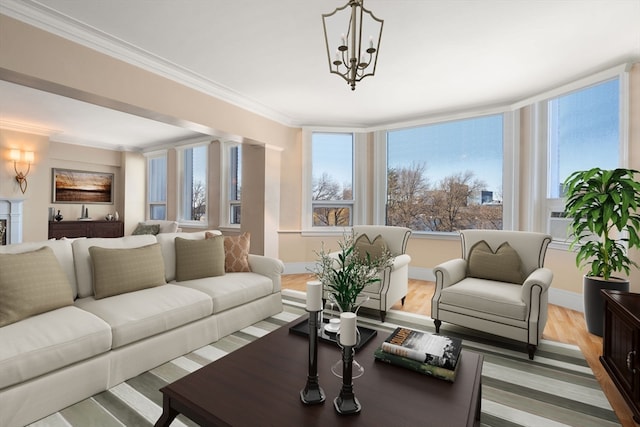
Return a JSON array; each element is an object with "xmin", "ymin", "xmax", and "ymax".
[
  {"xmin": 0, "ymin": 247, "xmax": 74, "ymax": 327},
  {"xmin": 175, "ymin": 235, "xmax": 225, "ymax": 281},
  {"xmin": 89, "ymin": 243, "xmax": 166, "ymax": 299},
  {"xmin": 223, "ymin": 232, "xmax": 252, "ymax": 272},
  {"xmin": 467, "ymin": 240, "xmax": 525, "ymax": 284},
  {"xmin": 354, "ymin": 233, "xmax": 387, "ymax": 262}
]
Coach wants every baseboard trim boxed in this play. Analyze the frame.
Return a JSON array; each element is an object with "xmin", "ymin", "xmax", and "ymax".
[{"xmin": 283, "ymin": 262, "xmax": 584, "ymax": 312}]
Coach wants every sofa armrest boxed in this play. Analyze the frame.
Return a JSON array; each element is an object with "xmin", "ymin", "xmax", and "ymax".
[
  {"xmin": 433, "ymin": 258, "xmax": 467, "ymax": 290},
  {"xmin": 521, "ymin": 267, "xmax": 553, "ymax": 306},
  {"xmin": 248, "ymin": 254, "xmax": 285, "ymax": 293}
]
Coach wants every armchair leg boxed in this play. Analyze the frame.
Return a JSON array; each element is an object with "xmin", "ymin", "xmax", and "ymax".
[
  {"xmin": 434, "ymin": 319, "xmax": 441, "ymax": 333},
  {"xmin": 527, "ymin": 344, "xmax": 536, "ymax": 360},
  {"xmin": 401, "ymin": 296, "xmax": 406, "ymax": 306},
  {"xmin": 379, "ymin": 311, "xmax": 386, "ymax": 323}
]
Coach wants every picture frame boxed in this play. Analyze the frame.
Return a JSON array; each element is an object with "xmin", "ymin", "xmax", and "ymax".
[{"xmin": 52, "ymin": 168, "xmax": 114, "ymax": 204}]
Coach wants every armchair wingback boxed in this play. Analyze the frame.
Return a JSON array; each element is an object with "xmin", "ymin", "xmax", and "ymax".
[
  {"xmin": 354, "ymin": 226, "xmax": 411, "ymax": 322},
  {"xmin": 327, "ymin": 226, "xmax": 411, "ymax": 322},
  {"xmin": 432, "ymin": 230, "xmax": 552, "ymax": 359}
]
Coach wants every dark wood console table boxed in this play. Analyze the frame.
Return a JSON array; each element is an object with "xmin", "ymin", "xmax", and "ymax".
[
  {"xmin": 48, "ymin": 220, "xmax": 124, "ymax": 239},
  {"xmin": 601, "ymin": 290, "xmax": 640, "ymax": 423}
]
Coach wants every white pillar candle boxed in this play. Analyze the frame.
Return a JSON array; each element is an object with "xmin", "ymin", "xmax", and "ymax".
[
  {"xmin": 339, "ymin": 312, "xmax": 357, "ymax": 346},
  {"xmin": 306, "ymin": 280, "xmax": 323, "ymax": 311}
]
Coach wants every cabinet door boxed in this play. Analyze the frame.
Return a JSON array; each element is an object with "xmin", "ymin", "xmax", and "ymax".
[
  {"xmin": 634, "ymin": 329, "xmax": 639, "ymax": 406},
  {"xmin": 48, "ymin": 222, "xmax": 87, "ymax": 239},
  {"xmin": 89, "ymin": 222, "xmax": 124, "ymax": 238},
  {"xmin": 608, "ymin": 313, "xmax": 636, "ymax": 394}
]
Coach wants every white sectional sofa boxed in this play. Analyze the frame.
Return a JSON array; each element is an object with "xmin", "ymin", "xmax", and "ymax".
[{"xmin": 0, "ymin": 230, "xmax": 284, "ymax": 427}]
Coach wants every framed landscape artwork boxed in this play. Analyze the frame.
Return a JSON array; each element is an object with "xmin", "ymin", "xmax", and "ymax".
[{"xmin": 52, "ymin": 168, "xmax": 114, "ymax": 204}]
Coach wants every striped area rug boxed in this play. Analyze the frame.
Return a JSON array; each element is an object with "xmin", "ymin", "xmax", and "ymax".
[{"xmin": 30, "ymin": 291, "xmax": 619, "ymax": 427}]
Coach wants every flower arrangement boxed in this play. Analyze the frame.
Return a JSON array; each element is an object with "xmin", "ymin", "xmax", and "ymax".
[{"xmin": 312, "ymin": 231, "xmax": 394, "ymax": 313}]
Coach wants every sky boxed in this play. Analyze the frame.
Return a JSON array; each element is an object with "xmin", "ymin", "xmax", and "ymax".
[{"xmin": 313, "ymin": 77, "xmax": 620, "ymax": 201}]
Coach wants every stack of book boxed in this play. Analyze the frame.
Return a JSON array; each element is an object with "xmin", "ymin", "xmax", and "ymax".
[{"xmin": 374, "ymin": 327, "xmax": 463, "ymax": 382}]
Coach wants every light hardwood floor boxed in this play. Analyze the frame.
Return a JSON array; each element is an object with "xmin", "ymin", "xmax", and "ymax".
[{"xmin": 282, "ymin": 274, "xmax": 638, "ymax": 427}]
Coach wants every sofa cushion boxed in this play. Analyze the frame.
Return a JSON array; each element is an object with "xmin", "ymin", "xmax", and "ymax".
[
  {"xmin": 467, "ymin": 240, "xmax": 525, "ymax": 284},
  {"xmin": 156, "ymin": 230, "xmax": 222, "ymax": 282},
  {"xmin": 175, "ymin": 235, "xmax": 225, "ymax": 281},
  {"xmin": 75, "ymin": 284, "xmax": 213, "ymax": 348},
  {"xmin": 175, "ymin": 272, "xmax": 273, "ymax": 314},
  {"xmin": 132, "ymin": 222, "xmax": 160, "ymax": 235},
  {"xmin": 89, "ymin": 243, "xmax": 166, "ymax": 299},
  {"xmin": 354, "ymin": 233, "xmax": 386, "ymax": 262},
  {"xmin": 0, "ymin": 306, "xmax": 112, "ymax": 388},
  {"xmin": 439, "ymin": 277, "xmax": 526, "ymax": 320},
  {"xmin": 222, "ymin": 232, "xmax": 252, "ymax": 272},
  {"xmin": 73, "ymin": 235, "xmax": 158, "ymax": 298},
  {"xmin": 0, "ymin": 247, "xmax": 74, "ymax": 327},
  {"xmin": 0, "ymin": 239, "xmax": 78, "ymax": 298}
]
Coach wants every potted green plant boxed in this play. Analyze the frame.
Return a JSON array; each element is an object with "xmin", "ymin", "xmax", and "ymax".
[
  {"xmin": 563, "ymin": 167, "xmax": 640, "ymax": 336},
  {"xmin": 312, "ymin": 231, "xmax": 393, "ymax": 313}
]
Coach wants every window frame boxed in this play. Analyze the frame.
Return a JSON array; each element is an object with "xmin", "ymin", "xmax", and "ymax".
[
  {"xmin": 530, "ymin": 67, "xmax": 630, "ymax": 247},
  {"xmin": 144, "ymin": 150, "xmax": 168, "ymax": 221},
  {"xmin": 302, "ymin": 128, "xmax": 366, "ymax": 234},
  {"xmin": 176, "ymin": 141, "xmax": 210, "ymax": 228},
  {"xmin": 373, "ymin": 110, "xmax": 517, "ymax": 236},
  {"xmin": 221, "ymin": 141, "xmax": 242, "ymax": 228}
]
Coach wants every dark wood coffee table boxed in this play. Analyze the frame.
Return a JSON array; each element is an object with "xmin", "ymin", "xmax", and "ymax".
[{"xmin": 155, "ymin": 315, "xmax": 483, "ymax": 427}]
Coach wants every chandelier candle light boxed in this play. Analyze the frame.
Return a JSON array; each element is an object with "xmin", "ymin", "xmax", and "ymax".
[
  {"xmin": 322, "ymin": 0, "xmax": 384, "ymax": 90},
  {"xmin": 300, "ymin": 281, "xmax": 325, "ymax": 405}
]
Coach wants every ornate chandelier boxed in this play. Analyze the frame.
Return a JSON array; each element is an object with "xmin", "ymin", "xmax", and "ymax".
[{"xmin": 322, "ymin": 0, "xmax": 384, "ymax": 91}]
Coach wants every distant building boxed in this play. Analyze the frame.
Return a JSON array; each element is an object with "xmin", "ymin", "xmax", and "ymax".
[{"xmin": 481, "ymin": 190, "xmax": 493, "ymax": 204}]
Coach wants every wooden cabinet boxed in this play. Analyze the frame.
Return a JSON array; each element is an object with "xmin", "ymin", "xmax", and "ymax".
[
  {"xmin": 600, "ymin": 290, "xmax": 640, "ymax": 423},
  {"xmin": 48, "ymin": 220, "xmax": 124, "ymax": 239}
]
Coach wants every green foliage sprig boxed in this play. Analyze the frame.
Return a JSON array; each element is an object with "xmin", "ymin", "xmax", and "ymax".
[
  {"xmin": 312, "ymin": 232, "xmax": 394, "ymax": 312},
  {"xmin": 563, "ymin": 168, "xmax": 640, "ymax": 280}
]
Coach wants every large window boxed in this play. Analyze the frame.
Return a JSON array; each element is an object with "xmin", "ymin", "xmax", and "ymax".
[
  {"xmin": 547, "ymin": 78, "xmax": 620, "ymax": 198},
  {"xmin": 179, "ymin": 144, "xmax": 208, "ymax": 223},
  {"xmin": 228, "ymin": 144, "xmax": 242, "ymax": 225},
  {"xmin": 147, "ymin": 152, "xmax": 167, "ymax": 220},
  {"xmin": 386, "ymin": 115, "xmax": 504, "ymax": 232},
  {"xmin": 544, "ymin": 77, "xmax": 621, "ymax": 241},
  {"xmin": 311, "ymin": 132, "xmax": 354, "ymax": 227}
]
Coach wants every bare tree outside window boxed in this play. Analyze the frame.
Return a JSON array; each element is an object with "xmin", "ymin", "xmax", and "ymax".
[
  {"xmin": 312, "ymin": 133, "xmax": 354, "ymax": 227},
  {"xmin": 192, "ymin": 180, "xmax": 206, "ymax": 221},
  {"xmin": 387, "ymin": 115, "xmax": 503, "ymax": 232}
]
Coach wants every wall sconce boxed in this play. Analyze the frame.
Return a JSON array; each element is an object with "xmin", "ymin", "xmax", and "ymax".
[{"xmin": 9, "ymin": 149, "xmax": 34, "ymax": 194}]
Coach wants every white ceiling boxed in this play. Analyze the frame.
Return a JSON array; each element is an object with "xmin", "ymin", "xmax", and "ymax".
[{"xmin": 1, "ymin": 0, "xmax": 639, "ymax": 151}]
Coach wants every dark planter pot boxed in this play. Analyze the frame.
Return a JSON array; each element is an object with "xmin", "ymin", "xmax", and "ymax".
[{"xmin": 583, "ymin": 275, "xmax": 629, "ymax": 336}]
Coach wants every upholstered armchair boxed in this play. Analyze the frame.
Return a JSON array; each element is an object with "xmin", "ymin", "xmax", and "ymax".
[
  {"xmin": 325, "ymin": 225, "xmax": 412, "ymax": 322},
  {"xmin": 431, "ymin": 230, "xmax": 553, "ymax": 359}
]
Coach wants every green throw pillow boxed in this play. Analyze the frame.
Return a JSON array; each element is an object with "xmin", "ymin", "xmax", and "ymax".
[
  {"xmin": 0, "ymin": 246, "xmax": 74, "ymax": 327},
  {"xmin": 467, "ymin": 240, "xmax": 525, "ymax": 284},
  {"xmin": 132, "ymin": 223, "xmax": 161, "ymax": 235},
  {"xmin": 89, "ymin": 243, "xmax": 166, "ymax": 299},
  {"xmin": 175, "ymin": 235, "xmax": 225, "ymax": 281},
  {"xmin": 354, "ymin": 233, "xmax": 386, "ymax": 262}
]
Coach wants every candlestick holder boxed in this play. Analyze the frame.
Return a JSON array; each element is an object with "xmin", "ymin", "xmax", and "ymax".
[
  {"xmin": 331, "ymin": 329, "xmax": 364, "ymax": 379},
  {"xmin": 333, "ymin": 343, "xmax": 361, "ymax": 415},
  {"xmin": 300, "ymin": 310, "xmax": 325, "ymax": 405}
]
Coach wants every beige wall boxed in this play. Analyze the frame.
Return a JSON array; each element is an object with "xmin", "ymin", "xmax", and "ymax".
[
  {"xmin": 1, "ymin": 14, "xmax": 638, "ymax": 301},
  {"xmin": 0, "ymin": 132, "xmax": 125, "ymax": 240}
]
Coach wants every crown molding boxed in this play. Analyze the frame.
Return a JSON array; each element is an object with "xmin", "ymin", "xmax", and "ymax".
[
  {"xmin": 0, "ymin": 119, "xmax": 59, "ymax": 136},
  {"xmin": 0, "ymin": 0, "xmax": 297, "ymax": 127}
]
